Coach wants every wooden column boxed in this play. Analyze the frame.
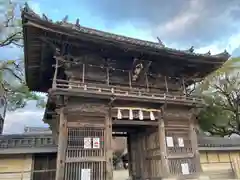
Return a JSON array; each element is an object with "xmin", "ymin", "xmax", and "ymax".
[
  {"xmin": 164, "ymin": 76, "xmax": 169, "ymax": 93},
  {"xmin": 189, "ymin": 111, "xmax": 202, "ymax": 174},
  {"xmin": 158, "ymin": 109, "xmax": 170, "ymax": 178},
  {"xmin": 140, "ymin": 133, "xmax": 147, "ymax": 179},
  {"xmin": 127, "ymin": 133, "xmax": 133, "ymax": 177},
  {"xmin": 55, "ymin": 107, "xmax": 68, "ymax": 180},
  {"xmin": 181, "ymin": 78, "xmax": 187, "ymax": 96},
  {"xmin": 135, "ymin": 134, "xmax": 142, "ymax": 179},
  {"xmin": 129, "ymin": 134, "xmax": 137, "ymax": 179},
  {"xmin": 105, "ymin": 107, "xmax": 113, "ymax": 180},
  {"xmin": 52, "ymin": 58, "xmax": 59, "ymax": 89}
]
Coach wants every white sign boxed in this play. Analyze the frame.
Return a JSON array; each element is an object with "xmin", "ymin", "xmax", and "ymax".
[
  {"xmin": 81, "ymin": 169, "xmax": 91, "ymax": 180},
  {"xmin": 93, "ymin": 137, "xmax": 100, "ymax": 149},
  {"xmin": 181, "ymin": 163, "xmax": 190, "ymax": 175},
  {"xmin": 166, "ymin": 136, "xmax": 174, "ymax": 147},
  {"xmin": 178, "ymin": 137, "xmax": 184, "ymax": 147},
  {"xmin": 84, "ymin": 137, "xmax": 92, "ymax": 149}
]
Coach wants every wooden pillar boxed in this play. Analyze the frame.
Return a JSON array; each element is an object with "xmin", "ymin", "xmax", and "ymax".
[
  {"xmin": 105, "ymin": 107, "xmax": 113, "ymax": 180},
  {"xmin": 128, "ymin": 71, "xmax": 132, "ymax": 89},
  {"xmin": 82, "ymin": 64, "xmax": 85, "ymax": 83},
  {"xmin": 181, "ymin": 78, "xmax": 187, "ymax": 96},
  {"xmin": 158, "ymin": 109, "xmax": 170, "ymax": 178},
  {"xmin": 140, "ymin": 133, "xmax": 147, "ymax": 179},
  {"xmin": 164, "ymin": 76, "xmax": 169, "ymax": 93},
  {"xmin": 130, "ymin": 134, "xmax": 137, "ymax": 179},
  {"xmin": 53, "ymin": 58, "xmax": 59, "ymax": 89},
  {"xmin": 135, "ymin": 134, "xmax": 141, "ymax": 179},
  {"xmin": 106, "ymin": 67, "xmax": 110, "ymax": 85},
  {"xmin": 127, "ymin": 133, "xmax": 133, "ymax": 177},
  {"xmin": 145, "ymin": 73, "xmax": 149, "ymax": 92},
  {"xmin": 55, "ymin": 107, "xmax": 68, "ymax": 180},
  {"xmin": 189, "ymin": 110, "xmax": 202, "ymax": 173}
]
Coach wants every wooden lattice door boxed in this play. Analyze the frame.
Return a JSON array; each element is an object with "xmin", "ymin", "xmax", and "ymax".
[{"xmin": 64, "ymin": 126, "xmax": 107, "ymax": 180}]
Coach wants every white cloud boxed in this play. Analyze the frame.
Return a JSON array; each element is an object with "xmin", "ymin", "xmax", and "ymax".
[
  {"xmin": 196, "ymin": 31, "xmax": 240, "ymax": 55},
  {"xmin": 155, "ymin": 0, "xmax": 202, "ymax": 41}
]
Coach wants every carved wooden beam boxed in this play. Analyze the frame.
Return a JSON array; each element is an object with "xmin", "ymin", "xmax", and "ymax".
[
  {"xmin": 130, "ymin": 58, "xmax": 143, "ymax": 81},
  {"xmin": 138, "ymin": 61, "xmax": 152, "ymax": 83}
]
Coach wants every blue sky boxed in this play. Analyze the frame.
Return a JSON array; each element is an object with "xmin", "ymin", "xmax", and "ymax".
[{"xmin": 3, "ymin": 0, "xmax": 240, "ymax": 133}]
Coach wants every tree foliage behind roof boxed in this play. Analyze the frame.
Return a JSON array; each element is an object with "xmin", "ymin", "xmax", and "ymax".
[
  {"xmin": 197, "ymin": 57, "xmax": 240, "ymax": 137},
  {"xmin": 0, "ymin": 0, "xmax": 44, "ymax": 111}
]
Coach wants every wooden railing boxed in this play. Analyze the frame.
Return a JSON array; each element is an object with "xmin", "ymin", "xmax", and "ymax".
[
  {"xmin": 0, "ymin": 134, "xmax": 56, "ymax": 149},
  {"xmin": 54, "ymin": 79, "xmax": 204, "ymax": 105}
]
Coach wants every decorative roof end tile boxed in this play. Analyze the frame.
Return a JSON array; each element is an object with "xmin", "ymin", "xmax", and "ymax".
[
  {"xmin": 212, "ymin": 50, "xmax": 231, "ymax": 59},
  {"xmin": 203, "ymin": 50, "xmax": 211, "ymax": 56},
  {"xmin": 42, "ymin": 13, "xmax": 48, "ymax": 21},
  {"xmin": 184, "ymin": 46, "xmax": 194, "ymax": 53},
  {"xmin": 75, "ymin": 18, "xmax": 80, "ymax": 27},
  {"xmin": 156, "ymin": 37, "xmax": 165, "ymax": 47}
]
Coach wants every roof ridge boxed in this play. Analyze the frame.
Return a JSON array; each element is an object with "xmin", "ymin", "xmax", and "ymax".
[{"xmin": 22, "ymin": 3, "xmax": 231, "ymax": 60}]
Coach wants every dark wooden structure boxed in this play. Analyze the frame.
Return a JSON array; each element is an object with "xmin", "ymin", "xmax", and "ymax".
[
  {"xmin": 22, "ymin": 4, "xmax": 230, "ymax": 180},
  {"xmin": 0, "ymin": 133, "xmax": 240, "ymax": 179}
]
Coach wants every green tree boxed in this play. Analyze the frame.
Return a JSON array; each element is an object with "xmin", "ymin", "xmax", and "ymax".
[
  {"xmin": 113, "ymin": 150, "xmax": 124, "ymax": 169},
  {"xmin": 0, "ymin": 0, "xmax": 44, "ymax": 111},
  {"xmin": 196, "ymin": 57, "xmax": 240, "ymax": 137}
]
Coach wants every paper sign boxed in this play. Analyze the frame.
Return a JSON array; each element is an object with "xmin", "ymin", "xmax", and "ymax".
[
  {"xmin": 93, "ymin": 137, "xmax": 100, "ymax": 149},
  {"xmin": 178, "ymin": 137, "xmax": 184, "ymax": 147},
  {"xmin": 181, "ymin": 163, "xmax": 189, "ymax": 175},
  {"xmin": 81, "ymin": 169, "xmax": 91, "ymax": 180},
  {"xmin": 166, "ymin": 136, "xmax": 174, "ymax": 147},
  {"xmin": 84, "ymin": 137, "xmax": 92, "ymax": 149}
]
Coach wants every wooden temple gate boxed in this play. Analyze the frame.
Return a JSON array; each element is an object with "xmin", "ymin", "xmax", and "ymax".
[
  {"xmin": 21, "ymin": 5, "xmax": 230, "ymax": 179},
  {"xmin": 51, "ymin": 88, "xmax": 202, "ymax": 180}
]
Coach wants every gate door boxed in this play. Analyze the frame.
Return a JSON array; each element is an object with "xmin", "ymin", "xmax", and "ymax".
[{"xmin": 64, "ymin": 127, "xmax": 106, "ymax": 180}]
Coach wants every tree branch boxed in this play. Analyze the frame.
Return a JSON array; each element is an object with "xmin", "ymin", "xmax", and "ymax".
[{"xmin": 0, "ymin": 31, "xmax": 22, "ymax": 47}]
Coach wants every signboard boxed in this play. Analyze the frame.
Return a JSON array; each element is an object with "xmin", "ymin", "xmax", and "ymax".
[
  {"xmin": 84, "ymin": 137, "xmax": 92, "ymax": 149},
  {"xmin": 81, "ymin": 169, "xmax": 91, "ymax": 180},
  {"xmin": 181, "ymin": 163, "xmax": 189, "ymax": 175},
  {"xmin": 178, "ymin": 137, "xmax": 184, "ymax": 147},
  {"xmin": 166, "ymin": 136, "xmax": 174, "ymax": 147},
  {"xmin": 93, "ymin": 137, "xmax": 100, "ymax": 149}
]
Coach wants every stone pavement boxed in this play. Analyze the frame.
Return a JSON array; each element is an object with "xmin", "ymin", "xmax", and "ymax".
[{"xmin": 113, "ymin": 170, "xmax": 129, "ymax": 180}]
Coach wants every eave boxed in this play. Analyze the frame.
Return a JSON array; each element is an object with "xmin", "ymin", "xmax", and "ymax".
[{"xmin": 21, "ymin": 5, "xmax": 230, "ymax": 92}]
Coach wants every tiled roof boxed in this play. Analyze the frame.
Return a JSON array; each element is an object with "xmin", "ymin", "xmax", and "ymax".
[{"xmin": 22, "ymin": 3, "xmax": 230, "ymax": 61}]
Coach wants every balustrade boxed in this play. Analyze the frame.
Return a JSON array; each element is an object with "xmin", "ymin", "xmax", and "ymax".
[{"xmin": 54, "ymin": 79, "xmax": 203, "ymax": 105}]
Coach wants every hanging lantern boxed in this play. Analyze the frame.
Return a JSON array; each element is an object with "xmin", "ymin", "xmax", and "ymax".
[
  {"xmin": 139, "ymin": 109, "xmax": 143, "ymax": 120},
  {"xmin": 129, "ymin": 109, "xmax": 133, "ymax": 120},
  {"xmin": 150, "ymin": 111, "xmax": 155, "ymax": 120},
  {"xmin": 117, "ymin": 109, "xmax": 122, "ymax": 119}
]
